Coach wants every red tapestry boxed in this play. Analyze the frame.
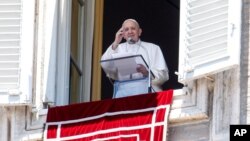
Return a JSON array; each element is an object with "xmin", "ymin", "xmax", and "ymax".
[{"xmin": 44, "ymin": 90, "xmax": 173, "ymax": 141}]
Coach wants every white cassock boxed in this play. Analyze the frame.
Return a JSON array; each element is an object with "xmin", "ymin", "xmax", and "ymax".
[{"xmin": 101, "ymin": 40, "xmax": 169, "ymax": 98}]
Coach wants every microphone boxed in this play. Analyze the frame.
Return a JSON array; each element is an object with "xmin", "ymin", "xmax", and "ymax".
[{"xmin": 127, "ymin": 37, "xmax": 136, "ymax": 44}]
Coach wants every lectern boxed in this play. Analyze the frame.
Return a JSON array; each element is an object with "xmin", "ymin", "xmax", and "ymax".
[{"xmin": 100, "ymin": 54, "xmax": 155, "ymax": 98}]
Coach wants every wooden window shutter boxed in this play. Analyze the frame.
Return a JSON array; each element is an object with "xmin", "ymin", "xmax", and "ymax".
[
  {"xmin": 0, "ymin": 0, "xmax": 34, "ymax": 104},
  {"xmin": 178, "ymin": 0, "xmax": 241, "ymax": 83}
]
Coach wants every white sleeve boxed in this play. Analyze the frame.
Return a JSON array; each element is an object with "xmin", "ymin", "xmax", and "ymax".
[
  {"xmin": 101, "ymin": 44, "xmax": 118, "ymax": 60},
  {"xmin": 150, "ymin": 44, "xmax": 169, "ymax": 86},
  {"xmin": 151, "ymin": 69, "xmax": 169, "ymax": 86}
]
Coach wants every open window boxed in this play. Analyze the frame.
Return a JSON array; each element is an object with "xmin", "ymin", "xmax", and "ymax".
[
  {"xmin": 0, "ymin": 0, "xmax": 35, "ymax": 104},
  {"xmin": 38, "ymin": 0, "xmax": 95, "ymax": 107},
  {"xmin": 101, "ymin": 0, "xmax": 241, "ymax": 124},
  {"xmin": 102, "ymin": 0, "xmax": 182, "ymax": 99},
  {"xmin": 69, "ymin": 0, "xmax": 85, "ymax": 104},
  {"xmin": 53, "ymin": 0, "xmax": 96, "ymax": 105},
  {"xmin": 69, "ymin": 0, "xmax": 95, "ymax": 104}
]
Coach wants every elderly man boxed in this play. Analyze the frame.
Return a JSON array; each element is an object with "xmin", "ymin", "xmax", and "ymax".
[{"xmin": 101, "ymin": 19, "xmax": 169, "ymax": 98}]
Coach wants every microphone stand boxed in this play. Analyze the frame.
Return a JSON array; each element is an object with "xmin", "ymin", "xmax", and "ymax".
[{"xmin": 148, "ymin": 65, "xmax": 152, "ymax": 93}]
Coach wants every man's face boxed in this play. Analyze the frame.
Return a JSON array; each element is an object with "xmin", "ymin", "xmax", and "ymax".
[{"xmin": 122, "ymin": 20, "xmax": 142, "ymax": 42}]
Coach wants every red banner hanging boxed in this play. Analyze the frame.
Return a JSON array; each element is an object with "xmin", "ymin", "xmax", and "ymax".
[{"xmin": 44, "ymin": 90, "xmax": 173, "ymax": 141}]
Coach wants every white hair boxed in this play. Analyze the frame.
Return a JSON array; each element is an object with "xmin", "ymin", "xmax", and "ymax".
[{"xmin": 122, "ymin": 19, "xmax": 140, "ymax": 28}]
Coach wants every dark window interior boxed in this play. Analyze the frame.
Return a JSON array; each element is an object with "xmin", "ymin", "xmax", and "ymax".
[{"xmin": 102, "ymin": 0, "xmax": 182, "ymax": 99}]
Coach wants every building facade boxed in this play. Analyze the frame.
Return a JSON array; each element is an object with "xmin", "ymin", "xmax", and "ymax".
[{"xmin": 0, "ymin": 0, "xmax": 249, "ymax": 140}]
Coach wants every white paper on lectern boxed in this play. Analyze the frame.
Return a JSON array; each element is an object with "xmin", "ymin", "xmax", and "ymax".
[
  {"xmin": 111, "ymin": 53, "xmax": 138, "ymax": 76},
  {"xmin": 111, "ymin": 52, "xmax": 134, "ymax": 58}
]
